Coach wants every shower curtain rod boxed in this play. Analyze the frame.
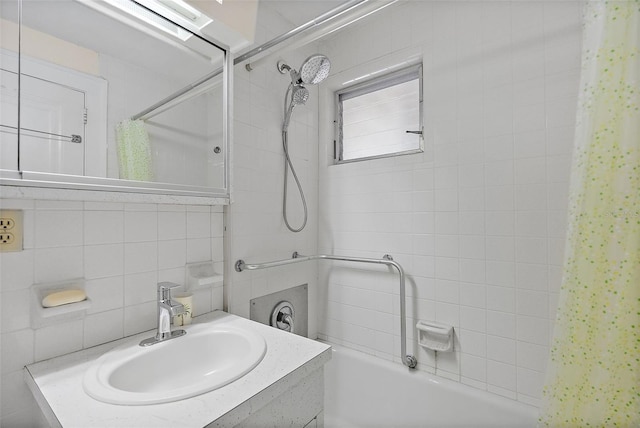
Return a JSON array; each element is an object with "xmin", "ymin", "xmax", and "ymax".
[
  {"xmin": 131, "ymin": 68, "xmax": 223, "ymax": 121},
  {"xmin": 242, "ymin": 0, "xmax": 397, "ymax": 72},
  {"xmin": 131, "ymin": 0, "xmax": 368, "ymax": 121},
  {"xmin": 235, "ymin": 251, "xmax": 418, "ymax": 369},
  {"xmin": 237, "ymin": 0, "xmax": 367, "ymax": 69}
]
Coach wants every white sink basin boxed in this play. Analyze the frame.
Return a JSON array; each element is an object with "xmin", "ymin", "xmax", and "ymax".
[{"xmin": 83, "ymin": 322, "xmax": 267, "ymax": 405}]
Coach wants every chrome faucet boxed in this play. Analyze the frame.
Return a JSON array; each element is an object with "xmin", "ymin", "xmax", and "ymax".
[{"xmin": 140, "ymin": 282, "xmax": 187, "ymax": 347}]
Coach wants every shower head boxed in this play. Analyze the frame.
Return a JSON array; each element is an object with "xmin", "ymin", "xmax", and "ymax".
[
  {"xmin": 278, "ymin": 54, "xmax": 331, "ymax": 86},
  {"xmin": 291, "ymin": 85, "xmax": 309, "ymax": 105},
  {"xmin": 299, "ymin": 54, "xmax": 331, "ymax": 85},
  {"xmin": 283, "ymin": 85, "xmax": 309, "ymax": 132},
  {"xmin": 279, "ymin": 54, "xmax": 328, "ymax": 133}
]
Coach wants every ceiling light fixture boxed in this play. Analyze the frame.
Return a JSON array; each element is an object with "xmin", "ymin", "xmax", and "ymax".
[
  {"xmin": 101, "ymin": 0, "xmax": 212, "ymax": 41},
  {"xmin": 146, "ymin": 0, "xmax": 213, "ymax": 29}
]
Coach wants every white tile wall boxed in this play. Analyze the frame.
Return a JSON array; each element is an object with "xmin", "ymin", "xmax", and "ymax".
[
  {"xmin": 317, "ymin": 0, "xmax": 583, "ymax": 408},
  {"xmin": 225, "ymin": 2, "xmax": 320, "ymax": 336},
  {"xmin": 0, "ymin": 199, "xmax": 224, "ymax": 425}
]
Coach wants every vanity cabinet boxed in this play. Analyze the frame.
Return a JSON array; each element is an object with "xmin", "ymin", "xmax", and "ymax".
[
  {"xmin": 219, "ymin": 367, "xmax": 324, "ymax": 428},
  {"xmin": 25, "ymin": 312, "xmax": 331, "ymax": 428}
]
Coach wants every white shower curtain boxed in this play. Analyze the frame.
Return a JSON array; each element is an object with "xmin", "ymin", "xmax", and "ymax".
[{"xmin": 540, "ymin": 1, "xmax": 640, "ymax": 426}]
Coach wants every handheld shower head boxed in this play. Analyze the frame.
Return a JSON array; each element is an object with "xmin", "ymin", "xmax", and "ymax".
[
  {"xmin": 283, "ymin": 86, "xmax": 309, "ymax": 132},
  {"xmin": 291, "ymin": 85, "xmax": 309, "ymax": 105}
]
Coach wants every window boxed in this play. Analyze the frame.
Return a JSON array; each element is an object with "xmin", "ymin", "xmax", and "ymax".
[{"xmin": 335, "ymin": 63, "xmax": 423, "ymax": 163}]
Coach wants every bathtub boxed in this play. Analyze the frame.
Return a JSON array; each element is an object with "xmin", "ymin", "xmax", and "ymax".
[{"xmin": 323, "ymin": 344, "xmax": 538, "ymax": 428}]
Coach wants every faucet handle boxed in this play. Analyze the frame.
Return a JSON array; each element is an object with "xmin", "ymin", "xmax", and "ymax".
[{"xmin": 157, "ymin": 282, "xmax": 181, "ymax": 300}]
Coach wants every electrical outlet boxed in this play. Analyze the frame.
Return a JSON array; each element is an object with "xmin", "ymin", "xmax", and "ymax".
[
  {"xmin": 0, "ymin": 233, "xmax": 15, "ymax": 244},
  {"xmin": 0, "ymin": 217, "xmax": 16, "ymax": 229},
  {"xmin": 0, "ymin": 210, "xmax": 23, "ymax": 252}
]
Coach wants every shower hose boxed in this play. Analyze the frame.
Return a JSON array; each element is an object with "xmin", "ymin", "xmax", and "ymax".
[{"xmin": 282, "ymin": 84, "xmax": 308, "ymax": 233}]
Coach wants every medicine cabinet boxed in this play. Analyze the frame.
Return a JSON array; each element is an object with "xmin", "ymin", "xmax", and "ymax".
[{"xmin": 0, "ymin": 0, "xmax": 230, "ymax": 200}]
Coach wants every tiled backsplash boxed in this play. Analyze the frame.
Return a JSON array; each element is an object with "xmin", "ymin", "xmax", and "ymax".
[
  {"xmin": 317, "ymin": 1, "xmax": 583, "ymax": 407},
  {"xmin": 0, "ymin": 199, "xmax": 223, "ymax": 426}
]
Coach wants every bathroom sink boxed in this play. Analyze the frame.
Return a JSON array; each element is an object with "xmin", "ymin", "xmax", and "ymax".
[{"xmin": 83, "ymin": 322, "xmax": 267, "ymax": 405}]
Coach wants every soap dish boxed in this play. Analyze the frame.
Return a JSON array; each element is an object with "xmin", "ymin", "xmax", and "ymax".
[
  {"xmin": 31, "ymin": 279, "xmax": 91, "ymax": 328},
  {"xmin": 416, "ymin": 320, "xmax": 454, "ymax": 352},
  {"xmin": 186, "ymin": 261, "xmax": 223, "ymax": 290}
]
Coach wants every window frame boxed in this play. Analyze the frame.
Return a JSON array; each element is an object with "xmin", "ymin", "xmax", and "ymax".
[{"xmin": 334, "ymin": 63, "xmax": 424, "ymax": 164}]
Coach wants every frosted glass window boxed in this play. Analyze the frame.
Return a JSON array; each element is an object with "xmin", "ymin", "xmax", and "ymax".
[{"xmin": 336, "ymin": 64, "xmax": 423, "ymax": 163}]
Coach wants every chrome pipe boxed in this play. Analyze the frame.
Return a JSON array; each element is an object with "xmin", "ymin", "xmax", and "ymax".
[{"xmin": 234, "ymin": 252, "xmax": 417, "ymax": 369}]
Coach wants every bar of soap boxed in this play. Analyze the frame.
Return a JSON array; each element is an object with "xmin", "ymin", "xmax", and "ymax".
[{"xmin": 42, "ymin": 289, "xmax": 87, "ymax": 308}]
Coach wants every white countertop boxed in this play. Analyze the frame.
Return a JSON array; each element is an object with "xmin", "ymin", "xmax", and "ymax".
[{"xmin": 24, "ymin": 311, "xmax": 331, "ymax": 428}]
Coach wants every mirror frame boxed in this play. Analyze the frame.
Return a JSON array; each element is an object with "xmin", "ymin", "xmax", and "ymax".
[{"xmin": 0, "ymin": 0, "xmax": 231, "ymax": 202}]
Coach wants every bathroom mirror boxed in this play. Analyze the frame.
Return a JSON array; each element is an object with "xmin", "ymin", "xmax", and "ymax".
[
  {"xmin": 0, "ymin": 1, "xmax": 20, "ymax": 174},
  {"xmin": 1, "ymin": 0, "xmax": 229, "ymax": 198}
]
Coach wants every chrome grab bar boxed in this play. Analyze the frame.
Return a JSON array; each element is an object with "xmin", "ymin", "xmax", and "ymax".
[{"xmin": 235, "ymin": 252, "xmax": 418, "ymax": 369}]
